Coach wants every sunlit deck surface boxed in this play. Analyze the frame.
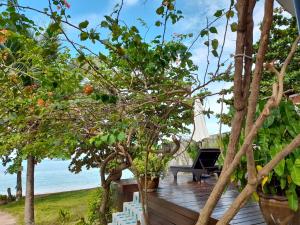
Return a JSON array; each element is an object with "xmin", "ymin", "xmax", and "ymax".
[{"xmin": 148, "ymin": 174, "xmax": 266, "ymax": 225}]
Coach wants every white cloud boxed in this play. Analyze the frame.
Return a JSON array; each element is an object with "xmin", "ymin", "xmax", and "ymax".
[
  {"xmin": 191, "ymin": 46, "xmax": 208, "ymax": 65},
  {"xmin": 109, "ymin": 0, "xmax": 139, "ymax": 8}
]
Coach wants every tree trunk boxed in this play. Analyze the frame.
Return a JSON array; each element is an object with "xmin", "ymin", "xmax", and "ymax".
[
  {"xmin": 24, "ymin": 155, "xmax": 35, "ymax": 225},
  {"xmin": 99, "ymin": 184, "xmax": 110, "ymax": 225},
  {"xmin": 196, "ymin": 1, "xmax": 255, "ymax": 224},
  {"xmin": 16, "ymin": 168, "xmax": 22, "ymax": 201}
]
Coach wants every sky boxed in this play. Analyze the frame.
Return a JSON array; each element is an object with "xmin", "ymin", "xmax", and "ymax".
[{"xmin": 8, "ymin": 0, "xmax": 281, "ymax": 135}]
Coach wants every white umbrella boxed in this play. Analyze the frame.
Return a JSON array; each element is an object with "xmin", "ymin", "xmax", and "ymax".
[
  {"xmin": 277, "ymin": 0, "xmax": 300, "ymax": 31},
  {"xmin": 192, "ymin": 99, "xmax": 209, "ymax": 142},
  {"xmin": 277, "ymin": 0, "xmax": 296, "ymax": 15}
]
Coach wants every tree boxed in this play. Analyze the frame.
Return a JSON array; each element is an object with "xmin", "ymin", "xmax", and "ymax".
[
  {"xmin": 0, "ymin": 1, "xmax": 250, "ymax": 225},
  {"xmin": 257, "ymin": 9, "xmax": 300, "ymax": 97},
  {"xmin": 68, "ymin": 15, "xmax": 196, "ymax": 224},
  {"xmin": 219, "ymin": 9, "xmax": 300, "ymax": 132},
  {"xmin": 49, "ymin": 0, "xmax": 232, "ymax": 223},
  {"xmin": 219, "ymin": 8, "xmax": 300, "ymax": 212},
  {"xmin": 0, "ymin": 12, "xmax": 83, "ymax": 223},
  {"xmin": 196, "ymin": 1, "xmax": 300, "ymax": 224}
]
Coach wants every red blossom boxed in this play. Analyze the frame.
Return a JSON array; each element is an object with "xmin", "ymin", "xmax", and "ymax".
[{"xmin": 64, "ymin": 0, "xmax": 71, "ymax": 8}]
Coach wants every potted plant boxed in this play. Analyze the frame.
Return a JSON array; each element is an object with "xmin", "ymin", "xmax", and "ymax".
[
  {"xmin": 133, "ymin": 153, "xmax": 170, "ymax": 192},
  {"xmin": 228, "ymin": 101, "xmax": 300, "ymax": 225},
  {"xmin": 0, "ymin": 195, "xmax": 8, "ymax": 205}
]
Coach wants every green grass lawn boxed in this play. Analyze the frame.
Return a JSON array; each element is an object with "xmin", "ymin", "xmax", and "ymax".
[{"xmin": 0, "ymin": 188, "xmax": 98, "ymax": 225}]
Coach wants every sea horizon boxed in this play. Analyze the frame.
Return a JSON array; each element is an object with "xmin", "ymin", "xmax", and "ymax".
[{"xmin": 0, "ymin": 159, "xmax": 133, "ymax": 195}]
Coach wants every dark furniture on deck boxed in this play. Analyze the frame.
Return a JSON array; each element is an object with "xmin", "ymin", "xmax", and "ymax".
[{"xmin": 170, "ymin": 148, "xmax": 221, "ymax": 182}]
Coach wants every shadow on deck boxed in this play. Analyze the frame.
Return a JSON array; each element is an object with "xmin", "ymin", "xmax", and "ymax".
[{"xmin": 148, "ymin": 174, "xmax": 266, "ymax": 225}]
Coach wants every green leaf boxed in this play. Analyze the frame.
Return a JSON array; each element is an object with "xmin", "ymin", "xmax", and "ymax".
[
  {"xmin": 80, "ymin": 32, "xmax": 89, "ymax": 41},
  {"xmin": 286, "ymin": 184, "xmax": 298, "ymax": 211},
  {"xmin": 295, "ymin": 159, "xmax": 300, "ymax": 167},
  {"xmin": 156, "ymin": 6, "xmax": 164, "ymax": 15},
  {"xmin": 100, "ymin": 21, "xmax": 109, "ymax": 27},
  {"xmin": 226, "ymin": 10, "xmax": 234, "ymax": 19},
  {"xmin": 286, "ymin": 158, "xmax": 294, "ymax": 173},
  {"xmin": 89, "ymin": 137, "xmax": 96, "ymax": 145},
  {"xmin": 48, "ymin": 22, "xmax": 60, "ymax": 33},
  {"xmin": 263, "ymin": 115, "xmax": 275, "ymax": 128},
  {"xmin": 287, "ymin": 125, "xmax": 297, "ymax": 137},
  {"xmin": 95, "ymin": 140, "xmax": 102, "ymax": 148},
  {"xmin": 108, "ymin": 134, "xmax": 116, "ymax": 145},
  {"xmin": 77, "ymin": 54, "xmax": 86, "ymax": 62},
  {"xmin": 280, "ymin": 177, "xmax": 286, "ymax": 189},
  {"xmin": 117, "ymin": 132, "xmax": 126, "ymax": 141},
  {"xmin": 98, "ymin": 53, "xmax": 107, "ymax": 61},
  {"xmin": 167, "ymin": 3, "xmax": 174, "ymax": 11},
  {"xmin": 212, "ymin": 50, "xmax": 218, "ymax": 57},
  {"xmin": 79, "ymin": 20, "xmax": 89, "ymax": 29},
  {"xmin": 274, "ymin": 159, "xmax": 285, "ymax": 177},
  {"xmin": 100, "ymin": 94, "xmax": 110, "ymax": 103},
  {"xmin": 155, "ymin": 21, "xmax": 162, "ymax": 27},
  {"xmin": 100, "ymin": 134, "xmax": 109, "ymax": 143},
  {"xmin": 231, "ymin": 22, "xmax": 238, "ymax": 32},
  {"xmin": 291, "ymin": 159, "xmax": 300, "ymax": 185},
  {"xmin": 214, "ymin": 10, "xmax": 223, "ymax": 18},
  {"xmin": 211, "ymin": 39, "xmax": 219, "ymax": 50},
  {"xmin": 270, "ymin": 144, "xmax": 282, "ymax": 157},
  {"xmin": 209, "ymin": 27, "xmax": 218, "ymax": 34},
  {"xmin": 89, "ymin": 31, "xmax": 100, "ymax": 42},
  {"xmin": 200, "ymin": 29, "xmax": 208, "ymax": 37}
]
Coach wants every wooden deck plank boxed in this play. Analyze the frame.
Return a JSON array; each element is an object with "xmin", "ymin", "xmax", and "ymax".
[{"xmin": 148, "ymin": 174, "xmax": 266, "ymax": 225}]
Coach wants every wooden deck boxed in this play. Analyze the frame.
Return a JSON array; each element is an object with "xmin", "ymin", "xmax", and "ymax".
[{"xmin": 148, "ymin": 174, "xmax": 266, "ymax": 225}]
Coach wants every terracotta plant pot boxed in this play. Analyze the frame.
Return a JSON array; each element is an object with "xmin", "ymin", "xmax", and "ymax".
[
  {"xmin": 259, "ymin": 193, "xmax": 300, "ymax": 225},
  {"xmin": 140, "ymin": 176, "xmax": 159, "ymax": 192}
]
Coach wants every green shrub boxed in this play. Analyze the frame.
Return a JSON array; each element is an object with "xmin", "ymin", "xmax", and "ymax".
[
  {"xmin": 58, "ymin": 208, "xmax": 71, "ymax": 224},
  {"xmin": 78, "ymin": 188, "xmax": 116, "ymax": 225},
  {"xmin": 133, "ymin": 153, "xmax": 171, "ymax": 178},
  {"xmin": 0, "ymin": 195, "xmax": 7, "ymax": 201},
  {"xmin": 229, "ymin": 101, "xmax": 300, "ymax": 211}
]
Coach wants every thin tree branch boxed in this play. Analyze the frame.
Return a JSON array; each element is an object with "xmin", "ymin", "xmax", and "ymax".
[{"xmin": 245, "ymin": 0, "xmax": 274, "ymax": 185}]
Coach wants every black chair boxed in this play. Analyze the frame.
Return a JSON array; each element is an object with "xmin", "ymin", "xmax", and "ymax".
[{"xmin": 170, "ymin": 148, "xmax": 221, "ymax": 182}]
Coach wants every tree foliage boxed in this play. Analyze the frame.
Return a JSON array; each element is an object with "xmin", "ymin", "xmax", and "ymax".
[{"xmin": 256, "ymin": 9, "xmax": 300, "ymax": 97}]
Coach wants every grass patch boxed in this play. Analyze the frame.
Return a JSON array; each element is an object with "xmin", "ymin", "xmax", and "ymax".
[{"xmin": 0, "ymin": 188, "xmax": 98, "ymax": 225}]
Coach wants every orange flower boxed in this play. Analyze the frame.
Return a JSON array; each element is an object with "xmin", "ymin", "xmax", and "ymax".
[
  {"xmin": 37, "ymin": 98, "xmax": 45, "ymax": 107},
  {"xmin": 83, "ymin": 84, "xmax": 94, "ymax": 95},
  {"xmin": 0, "ymin": 29, "xmax": 9, "ymax": 44}
]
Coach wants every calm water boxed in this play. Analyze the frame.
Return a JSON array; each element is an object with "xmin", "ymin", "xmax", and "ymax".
[{"xmin": 0, "ymin": 159, "xmax": 133, "ymax": 195}]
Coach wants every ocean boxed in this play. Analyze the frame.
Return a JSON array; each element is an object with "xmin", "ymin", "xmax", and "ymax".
[{"xmin": 0, "ymin": 159, "xmax": 133, "ymax": 195}]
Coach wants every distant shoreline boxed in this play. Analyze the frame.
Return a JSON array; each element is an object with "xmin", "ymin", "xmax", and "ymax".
[
  {"xmin": 0, "ymin": 160, "xmax": 134, "ymax": 195},
  {"xmin": 35, "ymin": 186, "xmax": 99, "ymax": 197}
]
